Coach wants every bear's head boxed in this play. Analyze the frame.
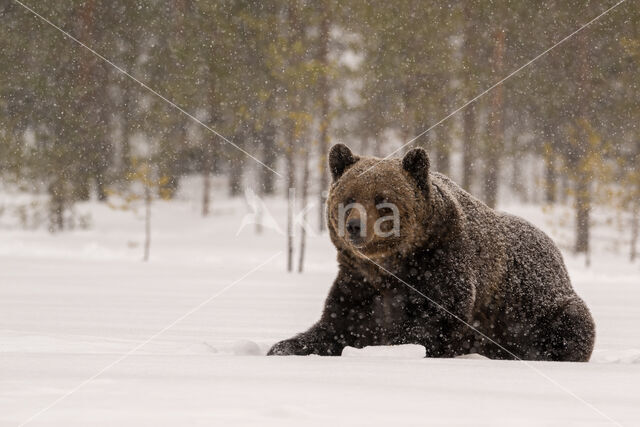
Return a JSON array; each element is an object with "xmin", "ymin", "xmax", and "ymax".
[{"xmin": 326, "ymin": 144, "xmax": 433, "ymax": 260}]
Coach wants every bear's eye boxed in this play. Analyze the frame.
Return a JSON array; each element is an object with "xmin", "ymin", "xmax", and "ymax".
[
  {"xmin": 345, "ymin": 197, "xmax": 356, "ymax": 205},
  {"xmin": 378, "ymin": 205, "xmax": 393, "ymax": 216},
  {"xmin": 374, "ymin": 195, "xmax": 388, "ymax": 205}
]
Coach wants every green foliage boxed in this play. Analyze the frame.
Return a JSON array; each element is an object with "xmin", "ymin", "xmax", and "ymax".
[
  {"xmin": 0, "ymin": 0, "xmax": 638, "ymax": 255},
  {"xmin": 106, "ymin": 158, "xmax": 172, "ymax": 213}
]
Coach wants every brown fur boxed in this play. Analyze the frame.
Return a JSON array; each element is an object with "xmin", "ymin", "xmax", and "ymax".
[{"xmin": 269, "ymin": 145, "xmax": 596, "ymax": 361}]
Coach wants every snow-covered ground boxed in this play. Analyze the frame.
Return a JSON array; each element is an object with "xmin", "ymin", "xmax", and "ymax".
[{"xmin": 1, "ymin": 182, "xmax": 639, "ymax": 426}]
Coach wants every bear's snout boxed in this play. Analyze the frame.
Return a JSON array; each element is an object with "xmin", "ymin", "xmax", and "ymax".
[{"xmin": 346, "ymin": 218, "xmax": 364, "ymax": 243}]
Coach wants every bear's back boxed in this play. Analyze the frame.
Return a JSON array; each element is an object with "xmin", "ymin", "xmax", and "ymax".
[{"xmin": 430, "ymin": 172, "xmax": 574, "ymax": 308}]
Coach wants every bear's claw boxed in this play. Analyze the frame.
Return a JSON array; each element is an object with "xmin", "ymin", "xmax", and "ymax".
[{"xmin": 267, "ymin": 338, "xmax": 310, "ymax": 356}]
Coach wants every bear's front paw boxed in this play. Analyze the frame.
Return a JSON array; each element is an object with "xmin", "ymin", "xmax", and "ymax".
[{"xmin": 267, "ymin": 338, "xmax": 311, "ymax": 356}]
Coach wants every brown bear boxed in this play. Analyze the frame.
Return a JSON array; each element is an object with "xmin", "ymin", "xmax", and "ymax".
[{"xmin": 268, "ymin": 144, "xmax": 596, "ymax": 361}]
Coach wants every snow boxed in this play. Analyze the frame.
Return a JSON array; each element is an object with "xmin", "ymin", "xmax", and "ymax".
[
  {"xmin": 1, "ymin": 185, "xmax": 640, "ymax": 426},
  {"xmin": 342, "ymin": 344, "xmax": 426, "ymax": 358}
]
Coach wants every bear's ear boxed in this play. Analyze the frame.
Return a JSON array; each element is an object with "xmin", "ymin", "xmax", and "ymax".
[
  {"xmin": 402, "ymin": 147, "xmax": 430, "ymax": 193},
  {"xmin": 329, "ymin": 144, "xmax": 359, "ymax": 181}
]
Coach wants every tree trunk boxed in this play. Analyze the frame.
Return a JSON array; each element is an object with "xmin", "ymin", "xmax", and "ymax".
[
  {"xmin": 544, "ymin": 155, "xmax": 557, "ymax": 204},
  {"xmin": 77, "ymin": 0, "xmax": 95, "ymax": 204},
  {"xmin": 48, "ymin": 179, "xmax": 65, "ymax": 232},
  {"xmin": 574, "ymin": 173, "xmax": 590, "ymax": 257},
  {"xmin": 202, "ymin": 140, "xmax": 215, "ymax": 215},
  {"xmin": 228, "ymin": 157, "xmax": 244, "ymax": 197},
  {"xmin": 95, "ymin": 80, "xmax": 111, "ymax": 202},
  {"xmin": 95, "ymin": 171, "xmax": 107, "ymax": 201},
  {"xmin": 510, "ymin": 141, "xmax": 526, "ymax": 203},
  {"xmin": 285, "ymin": 132, "xmax": 296, "ymax": 198},
  {"xmin": 260, "ymin": 94, "xmax": 278, "ymax": 196},
  {"xmin": 284, "ymin": 1, "xmax": 300, "ymax": 199},
  {"xmin": 461, "ymin": 2, "xmax": 477, "ymax": 194},
  {"xmin": 435, "ymin": 122, "xmax": 451, "ymax": 176},
  {"xmin": 462, "ymin": 106, "xmax": 476, "ymax": 193},
  {"xmin": 559, "ymin": 172, "xmax": 569, "ymax": 205},
  {"xmin": 631, "ymin": 200, "xmax": 639, "ymax": 262},
  {"xmin": 284, "ymin": 118, "xmax": 297, "ymax": 272},
  {"xmin": 298, "ymin": 149, "xmax": 310, "ymax": 273},
  {"xmin": 228, "ymin": 129, "xmax": 245, "ymax": 198},
  {"xmin": 74, "ymin": 175, "xmax": 91, "ymax": 201},
  {"xmin": 160, "ymin": 123, "xmax": 185, "ymax": 198},
  {"xmin": 400, "ymin": 86, "xmax": 414, "ymax": 156},
  {"xmin": 542, "ymin": 121, "xmax": 557, "ymax": 204},
  {"xmin": 483, "ymin": 29, "xmax": 505, "ymax": 209},
  {"xmin": 254, "ymin": 201, "xmax": 263, "ymax": 235},
  {"xmin": 120, "ymin": 83, "xmax": 133, "ymax": 177},
  {"xmin": 77, "ymin": 0, "xmax": 110, "ymax": 202},
  {"xmin": 317, "ymin": 1, "xmax": 330, "ymax": 232},
  {"xmin": 261, "ymin": 141, "xmax": 277, "ymax": 196},
  {"xmin": 573, "ymin": 31, "xmax": 591, "ymax": 257},
  {"xmin": 373, "ymin": 136, "xmax": 383, "ymax": 157},
  {"xmin": 202, "ymin": 168, "xmax": 212, "ymax": 216},
  {"xmin": 143, "ymin": 185, "xmax": 151, "ymax": 262},
  {"xmin": 284, "ymin": 1, "xmax": 302, "ymax": 272},
  {"xmin": 287, "ymin": 187, "xmax": 295, "ymax": 272}
]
